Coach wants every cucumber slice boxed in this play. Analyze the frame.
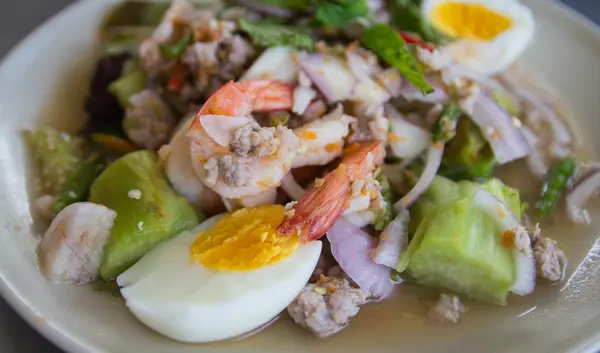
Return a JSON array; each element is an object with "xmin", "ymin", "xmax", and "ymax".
[
  {"xmin": 89, "ymin": 150, "xmax": 201, "ymax": 280},
  {"xmin": 408, "ymin": 199, "xmax": 514, "ymax": 304},
  {"xmin": 401, "ymin": 176, "xmax": 521, "ymax": 304}
]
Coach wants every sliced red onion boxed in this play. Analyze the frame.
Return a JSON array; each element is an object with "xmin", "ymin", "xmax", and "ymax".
[
  {"xmin": 398, "ymin": 79, "xmax": 448, "ymax": 104},
  {"xmin": 234, "ymin": 0, "xmax": 293, "ymax": 17},
  {"xmin": 393, "ymin": 144, "xmax": 444, "ymax": 211},
  {"xmin": 375, "ymin": 69, "xmax": 403, "ymax": 97},
  {"xmin": 501, "ymin": 74, "xmax": 571, "ymax": 145},
  {"xmin": 327, "ymin": 219, "xmax": 394, "ymax": 299},
  {"xmin": 385, "ymin": 105, "xmax": 431, "ymax": 163},
  {"xmin": 472, "ymin": 188, "xmax": 536, "ymax": 296},
  {"xmin": 469, "ymin": 95, "xmax": 531, "ymax": 164},
  {"xmin": 346, "ymin": 51, "xmax": 376, "ymax": 79},
  {"xmin": 299, "ymin": 54, "xmax": 355, "ymax": 103},
  {"xmin": 292, "ymin": 86, "xmax": 317, "ymax": 115},
  {"xmin": 520, "ymin": 126, "xmax": 548, "ymax": 178},
  {"xmin": 566, "ymin": 170, "xmax": 600, "ymax": 224},
  {"xmin": 371, "ymin": 207, "xmax": 410, "ymax": 270},
  {"xmin": 280, "ymin": 173, "xmax": 306, "ymax": 201}
]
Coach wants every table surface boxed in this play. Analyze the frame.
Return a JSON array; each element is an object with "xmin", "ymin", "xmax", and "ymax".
[{"xmin": 1, "ymin": 0, "xmax": 599, "ymax": 352}]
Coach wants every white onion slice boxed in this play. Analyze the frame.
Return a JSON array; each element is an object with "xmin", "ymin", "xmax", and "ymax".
[
  {"xmin": 566, "ymin": 171, "xmax": 600, "ymax": 224},
  {"xmin": 394, "ymin": 144, "xmax": 444, "ymax": 211},
  {"xmin": 520, "ymin": 126, "xmax": 548, "ymax": 178},
  {"xmin": 385, "ymin": 105, "xmax": 431, "ymax": 162},
  {"xmin": 371, "ymin": 207, "xmax": 410, "ymax": 269},
  {"xmin": 469, "ymin": 95, "xmax": 531, "ymax": 164},
  {"xmin": 501, "ymin": 74, "xmax": 571, "ymax": 145},
  {"xmin": 398, "ymin": 80, "xmax": 448, "ymax": 104},
  {"xmin": 292, "ymin": 86, "xmax": 317, "ymax": 115},
  {"xmin": 234, "ymin": 0, "xmax": 293, "ymax": 17},
  {"xmin": 472, "ymin": 188, "xmax": 535, "ymax": 296},
  {"xmin": 280, "ymin": 173, "xmax": 306, "ymax": 201},
  {"xmin": 327, "ymin": 219, "xmax": 394, "ymax": 299},
  {"xmin": 300, "ymin": 54, "xmax": 355, "ymax": 103},
  {"xmin": 241, "ymin": 46, "xmax": 299, "ymax": 83}
]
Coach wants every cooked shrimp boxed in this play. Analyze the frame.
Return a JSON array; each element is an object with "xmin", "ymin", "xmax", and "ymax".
[
  {"xmin": 278, "ymin": 141, "xmax": 385, "ymax": 242},
  {"xmin": 187, "ymin": 80, "xmax": 299, "ymax": 199},
  {"xmin": 293, "ymin": 105, "xmax": 355, "ymax": 168}
]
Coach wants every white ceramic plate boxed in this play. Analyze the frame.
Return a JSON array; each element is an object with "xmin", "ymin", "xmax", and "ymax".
[{"xmin": 1, "ymin": 1, "xmax": 600, "ymax": 352}]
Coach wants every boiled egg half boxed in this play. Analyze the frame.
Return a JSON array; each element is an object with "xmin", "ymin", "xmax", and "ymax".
[
  {"xmin": 422, "ymin": 0, "xmax": 535, "ymax": 75},
  {"xmin": 117, "ymin": 205, "xmax": 321, "ymax": 343}
]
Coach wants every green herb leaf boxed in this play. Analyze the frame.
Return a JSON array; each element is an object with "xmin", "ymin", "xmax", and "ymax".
[
  {"xmin": 388, "ymin": 0, "xmax": 444, "ymax": 45},
  {"xmin": 160, "ymin": 32, "xmax": 193, "ymax": 58},
  {"xmin": 361, "ymin": 24, "xmax": 432, "ymax": 95},
  {"xmin": 373, "ymin": 170, "xmax": 394, "ymax": 231},
  {"xmin": 315, "ymin": 0, "xmax": 369, "ymax": 28},
  {"xmin": 239, "ymin": 19, "xmax": 314, "ymax": 50},
  {"xmin": 260, "ymin": 0, "xmax": 310, "ymax": 10}
]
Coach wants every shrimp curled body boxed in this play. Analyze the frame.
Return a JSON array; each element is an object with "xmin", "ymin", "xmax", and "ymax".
[{"xmin": 187, "ymin": 80, "xmax": 299, "ymax": 199}]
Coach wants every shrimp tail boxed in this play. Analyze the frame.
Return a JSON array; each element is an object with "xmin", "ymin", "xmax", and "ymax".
[
  {"xmin": 277, "ymin": 167, "xmax": 351, "ymax": 243},
  {"xmin": 277, "ymin": 141, "xmax": 385, "ymax": 242}
]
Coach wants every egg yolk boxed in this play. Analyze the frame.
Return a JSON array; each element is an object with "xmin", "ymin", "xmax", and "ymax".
[
  {"xmin": 190, "ymin": 205, "xmax": 298, "ymax": 271},
  {"xmin": 431, "ymin": 2, "xmax": 513, "ymax": 41}
]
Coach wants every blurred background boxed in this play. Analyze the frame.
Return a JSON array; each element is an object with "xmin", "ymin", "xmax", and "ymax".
[{"xmin": 0, "ymin": 0, "xmax": 598, "ymax": 352}]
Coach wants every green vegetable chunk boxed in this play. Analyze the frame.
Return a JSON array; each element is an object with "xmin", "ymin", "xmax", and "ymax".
[
  {"xmin": 239, "ymin": 19, "xmax": 314, "ymax": 51},
  {"xmin": 373, "ymin": 169, "xmax": 394, "ymax": 231},
  {"xmin": 89, "ymin": 151, "xmax": 201, "ymax": 280},
  {"xmin": 361, "ymin": 24, "xmax": 432, "ymax": 95},
  {"xmin": 108, "ymin": 69, "xmax": 146, "ymax": 107},
  {"xmin": 24, "ymin": 128, "xmax": 85, "ymax": 195},
  {"xmin": 160, "ymin": 32, "xmax": 193, "ymax": 58},
  {"xmin": 260, "ymin": 0, "xmax": 308, "ymax": 10},
  {"xmin": 431, "ymin": 102, "xmax": 461, "ymax": 143},
  {"xmin": 388, "ymin": 0, "xmax": 444, "ymax": 45},
  {"xmin": 399, "ymin": 176, "xmax": 521, "ymax": 304},
  {"xmin": 443, "ymin": 118, "xmax": 496, "ymax": 179},
  {"xmin": 538, "ymin": 157, "xmax": 578, "ymax": 216},
  {"xmin": 315, "ymin": 0, "xmax": 369, "ymax": 28},
  {"xmin": 52, "ymin": 157, "xmax": 105, "ymax": 215}
]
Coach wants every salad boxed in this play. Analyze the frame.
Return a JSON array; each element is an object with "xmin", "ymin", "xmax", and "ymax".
[{"xmin": 25, "ymin": 0, "xmax": 599, "ymax": 343}]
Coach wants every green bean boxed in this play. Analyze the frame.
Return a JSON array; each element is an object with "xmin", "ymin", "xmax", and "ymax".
[
  {"xmin": 160, "ymin": 32, "xmax": 193, "ymax": 58},
  {"xmin": 538, "ymin": 157, "xmax": 578, "ymax": 216},
  {"xmin": 431, "ymin": 102, "xmax": 461, "ymax": 144},
  {"xmin": 51, "ymin": 157, "xmax": 105, "ymax": 215}
]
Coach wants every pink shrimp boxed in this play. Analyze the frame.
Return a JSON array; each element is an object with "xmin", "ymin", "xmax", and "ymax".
[
  {"xmin": 186, "ymin": 80, "xmax": 299, "ymax": 200},
  {"xmin": 277, "ymin": 140, "xmax": 385, "ymax": 243}
]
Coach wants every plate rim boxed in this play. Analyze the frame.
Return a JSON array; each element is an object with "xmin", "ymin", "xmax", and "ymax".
[{"xmin": 1, "ymin": 1, "xmax": 600, "ymax": 353}]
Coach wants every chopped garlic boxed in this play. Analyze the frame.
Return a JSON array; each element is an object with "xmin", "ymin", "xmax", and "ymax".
[{"xmin": 128, "ymin": 189, "xmax": 142, "ymax": 200}]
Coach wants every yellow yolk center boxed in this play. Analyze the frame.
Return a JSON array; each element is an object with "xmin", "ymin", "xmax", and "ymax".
[
  {"xmin": 431, "ymin": 2, "xmax": 513, "ymax": 41},
  {"xmin": 190, "ymin": 205, "xmax": 298, "ymax": 271}
]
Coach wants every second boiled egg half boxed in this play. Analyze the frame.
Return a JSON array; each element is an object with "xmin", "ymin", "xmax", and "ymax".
[
  {"xmin": 422, "ymin": 0, "xmax": 535, "ymax": 75},
  {"xmin": 117, "ymin": 205, "xmax": 321, "ymax": 343}
]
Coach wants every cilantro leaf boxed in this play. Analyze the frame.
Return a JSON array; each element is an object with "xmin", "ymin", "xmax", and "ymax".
[
  {"xmin": 315, "ymin": 0, "xmax": 369, "ymax": 28},
  {"xmin": 388, "ymin": 0, "xmax": 444, "ymax": 44},
  {"xmin": 361, "ymin": 24, "xmax": 433, "ymax": 94},
  {"xmin": 239, "ymin": 19, "xmax": 314, "ymax": 51}
]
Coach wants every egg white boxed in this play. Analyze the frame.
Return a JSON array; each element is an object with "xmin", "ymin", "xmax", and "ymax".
[
  {"xmin": 423, "ymin": 0, "xmax": 535, "ymax": 75},
  {"xmin": 117, "ymin": 214, "xmax": 322, "ymax": 343}
]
